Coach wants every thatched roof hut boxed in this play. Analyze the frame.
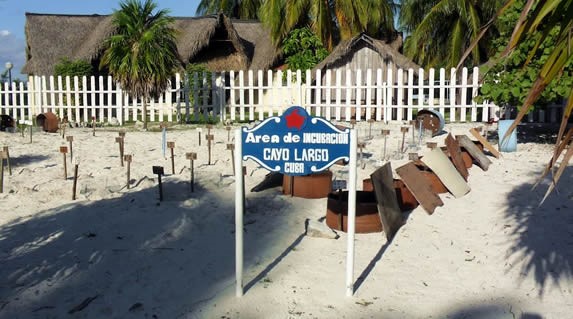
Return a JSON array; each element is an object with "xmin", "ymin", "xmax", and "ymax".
[
  {"xmin": 23, "ymin": 12, "xmax": 280, "ymax": 76},
  {"xmin": 313, "ymin": 33, "xmax": 421, "ymax": 75}
]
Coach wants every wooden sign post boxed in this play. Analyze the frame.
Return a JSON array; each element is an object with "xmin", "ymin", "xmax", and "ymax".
[
  {"xmin": 410, "ymin": 120, "xmax": 417, "ymax": 144},
  {"xmin": 227, "ymin": 143, "xmax": 235, "ymax": 175},
  {"xmin": 350, "ymin": 119, "xmax": 356, "ymax": 129},
  {"xmin": 60, "ymin": 146, "xmax": 68, "ymax": 179},
  {"xmin": 61, "ymin": 118, "xmax": 67, "ymax": 139},
  {"xmin": 206, "ymin": 124, "xmax": 213, "ymax": 135},
  {"xmin": 29, "ymin": 123, "xmax": 33, "ymax": 143},
  {"xmin": 66, "ymin": 136, "xmax": 74, "ymax": 161},
  {"xmin": 0, "ymin": 150, "xmax": 6, "ymax": 193},
  {"xmin": 206, "ymin": 134, "xmax": 214, "ymax": 165},
  {"xmin": 197, "ymin": 128, "xmax": 202, "ymax": 146},
  {"xmin": 3, "ymin": 146, "xmax": 11, "ymax": 176},
  {"xmin": 226, "ymin": 125, "xmax": 232, "ymax": 141},
  {"xmin": 115, "ymin": 136, "xmax": 124, "ymax": 167},
  {"xmin": 357, "ymin": 141, "xmax": 366, "ymax": 169},
  {"xmin": 72, "ymin": 161, "xmax": 79, "ymax": 200},
  {"xmin": 381, "ymin": 129, "xmax": 390, "ymax": 159},
  {"xmin": 400, "ymin": 126, "xmax": 409, "ymax": 153},
  {"xmin": 124, "ymin": 154, "xmax": 132, "ymax": 189},
  {"xmin": 92, "ymin": 116, "xmax": 96, "ymax": 136},
  {"xmin": 152, "ymin": 166, "xmax": 164, "ymax": 201},
  {"xmin": 367, "ymin": 119, "xmax": 374, "ymax": 139},
  {"xmin": 167, "ymin": 141, "xmax": 175, "ymax": 174},
  {"xmin": 186, "ymin": 152, "xmax": 197, "ymax": 193}
]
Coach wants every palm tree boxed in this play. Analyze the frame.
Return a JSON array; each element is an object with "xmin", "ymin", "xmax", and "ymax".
[
  {"xmin": 196, "ymin": 0, "xmax": 262, "ymax": 19},
  {"xmin": 100, "ymin": 0, "xmax": 180, "ymax": 130},
  {"xmin": 400, "ymin": 0, "xmax": 502, "ymax": 69},
  {"xmin": 260, "ymin": 0, "xmax": 397, "ymax": 50}
]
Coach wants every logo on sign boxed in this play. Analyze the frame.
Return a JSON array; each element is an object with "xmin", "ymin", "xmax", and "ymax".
[{"xmin": 242, "ymin": 106, "xmax": 350, "ymax": 176}]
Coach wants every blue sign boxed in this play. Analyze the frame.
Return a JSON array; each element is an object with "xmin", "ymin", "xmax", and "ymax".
[{"xmin": 242, "ymin": 106, "xmax": 350, "ymax": 176}]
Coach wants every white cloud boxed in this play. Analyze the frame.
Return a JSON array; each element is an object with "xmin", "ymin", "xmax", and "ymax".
[
  {"xmin": 0, "ymin": 30, "xmax": 11, "ymax": 37},
  {"xmin": 0, "ymin": 30, "xmax": 26, "ymax": 79}
]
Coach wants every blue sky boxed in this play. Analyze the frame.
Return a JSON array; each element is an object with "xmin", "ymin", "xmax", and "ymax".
[{"xmin": 0, "ymin": 0, "xmax": 201, "ymax": 80}]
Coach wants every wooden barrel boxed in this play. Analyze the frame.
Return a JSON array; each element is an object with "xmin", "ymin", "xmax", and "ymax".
[
  {"xmin": 282, "ymin": 170, "xmax": 332, "ymax": 199},
  {"xmin": 36, "ymin": 112, "xmax": 59, "ymax": 133}
]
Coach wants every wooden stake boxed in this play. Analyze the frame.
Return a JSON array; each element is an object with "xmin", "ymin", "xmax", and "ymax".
[
  {"xmin": 227, "ymin": 143, "xmax": 235, "ymax": 175},
  {"xmin": 152, "ymin": 166, "xmax": 164, "ymax": 201},
  {"xmin": 381, "ymin": 129, "xmax": 390, "ymax": 159},
  {"xmin": 350, "ymin": 119, "xmax": 356, "ymax": 129},
  {"xmin": 167, "ymin": 141, "xmax": 175, "ymax": 174},
  {"xmin": 186, "ymin": 152, "xmax": 197, "ymax": 193},
  {"xmin": 3, "ymin": 146, "xmax": 11, "ymax": 176},
  {"xmin": 400, "ymin": 126, "xmax": 409, "ymax": 152},
  {"xmin": 206, "ymin": 134, "xmax": 214, "ymax": 165},
  {"xmin": 72, "ymin": 163, "xmax": 79, "ymax": 200},
  {"xmin": 410, "ymin": 120, "xmax": 417, "ymax": 144},
  {"xmin": 367, "ymin": 119, "xmax": 374, "ymax": 139},
  {"xmin": 60, "ymin": 146, "xmax": 68, "ymax": 180},
  {"xmin": 29, "ymin": 124, "xmax": 33, "ymax": 143},
  {"xmin": 115, "ymin": 137, "xmax": 124, "ymax": 167},
  {"xmin": 92, "ymin": 117, "xmax": 96, "ymax": 136},
  {"xmin": 124, "ymin": 154, "xmax": 132, "ymax": 189},
  {"xmin": 197, "ymin": 128, "xmax": 202, "ymax": 146},
  {"xmin": 0, "ymin": 150, "xmax": 5, "ymax": 193},
  {"xmin": 66, "ymin": 136, "xmax": 74, "ymax": 161},
  {"xmin": 206, "ymin": 124, "xmax": 213, "ymax": 135},
  {"xmin": 61, "ymin": 119, "xmax": 67, "ymax": 139},
  {"xmin": 358, "ymin": 142, "xmax": 366, "ymax": 169},
  {"xmin": 226, "ymin": 125, "xmax": 232, "ymax": 141}
]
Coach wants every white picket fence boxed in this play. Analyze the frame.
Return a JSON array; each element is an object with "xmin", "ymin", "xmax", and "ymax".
[{"xmin": 0, "ymin": 67, "xmax": 565, "ymax": 126}]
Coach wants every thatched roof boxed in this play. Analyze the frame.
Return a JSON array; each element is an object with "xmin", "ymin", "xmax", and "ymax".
[
  {"xmin": 23, "ymin": 13, "xmax": 280, "ymax": 76},
  {"xmin": 313, "ymin": 33, "xmax": 421, "ymax": 74}
]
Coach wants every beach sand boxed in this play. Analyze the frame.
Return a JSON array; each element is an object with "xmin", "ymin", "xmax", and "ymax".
[{"xmin": 1, "ymin": 120, "xmax": 572, "ymax": 319}]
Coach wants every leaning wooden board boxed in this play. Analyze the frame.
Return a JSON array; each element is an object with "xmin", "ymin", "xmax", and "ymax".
[
  {"xmin": 469, "ymin": 128, "xmax": 501, "ymax": 159},
  {"xmin": 396, "ymin": 162, "xmax": 443, "ymax": 215},
  {"xmin": 421, "ymin": 148, "xmax": 471, "ymax": 198},
  {"xmin": 456, "ymin": 135, "xmax": 492, "ymax": 171},
  {"xmin": 370, "ymin": 163, "xmax": 404, "ymax": 241},
  {"xmin": 445, "ymin": 133, "xmax": 469, "ymax": 181}
]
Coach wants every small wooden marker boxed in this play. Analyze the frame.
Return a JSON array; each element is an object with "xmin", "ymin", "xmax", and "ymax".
[
  {"xmin": 367, "ymin": 119, "xmax": 374, "ymax": 139},
  {"xmin": 381, "ymin": 129, "xmax": 390, "ymax": 159},
  {"xmin": 186, "ymin": 152, "xmax": 197, "ymax": 193},
  {"xmin": 206, "ymin": 134, "xmax": 214, "ymax": 165},
  {"xmin": 350, "ymin": 119, "xmax": 356, "ymax": 129},
  {"xmin": 227, "ymin": 143, "xmax": 235, "ymax": 175},
  {"xmin": 92, "ymin": 117, "xmax": 96, "ymax": 136},
  {"xmin": 226, "ymin": 125, "xmax": 232, "ymax": 141},
  {"xmin": 72, "ymin": 161, "xmax": 79, "ymax": 200},
  {"xmin": 167, "ymin": 141, "xmax": 175, "ymax": 174},
  {"xmin": 410, "ymin": 120, "xmax": 417, "ymax": 144},
  {"xmin": 358, "ymin": 141, "xmax": 366, "ymax": 169},
  {"xmin": 29, "ymin": 124, "xmax": 33, "ymax": 143},
  {"xmin": 152, "ymin": 166, "xmax": 164, "ymax": 201},
  {"xmin": 61, "ymin": 118, "xmax": 67, "ymax": 139},
  {"xmin": 124, "ymin": 154, "xmax": 132, "ymax": 189},
  {"xmin": 197, "ymin": 128, "xmax": 202, "ymax": 146},
  {"xmin": 119, "ymin": 130, "xmax": 126, "ymax": 138},
  {"xmin": 3, "ymin": 146, "xmax": 11, "ymax": 176},
  {"xmin": 60, "ymin": 146, "xmax": 68, "ymax": 179},
  {"xmin": 426, "ymin": 142, "xmax": 438, "ymax": 150},
  {"xmin": 206, "ymin": 124, "xmax": 213, "ymax": 135},
  {"xmin": 400, "ymin": 126, "xmax": 409, "ymax": 152},
  {"xmin": 115, "ymin": 136, "xmax": 124, "ymax": 167},
  {"xmin": 66, "ymin": 136, "xmax": 74, "ymax": 161},
  {"xmin": 0, "ymin": 150, "xmax": 6, "ymax": 193}
]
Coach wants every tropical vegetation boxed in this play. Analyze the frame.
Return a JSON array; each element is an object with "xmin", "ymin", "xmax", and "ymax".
[
  {"xmin": 100, "ymin": 0, "xmax": 180, "ymax": 130},
  {"xmin": 281, "ymin": 27, "xmax": 328, "ymax": 81}
]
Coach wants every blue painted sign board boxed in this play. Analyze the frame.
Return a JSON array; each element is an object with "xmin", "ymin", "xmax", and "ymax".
[{"xmin": 242, "ymin": 106, "xmax": 350, "ymax": 176}]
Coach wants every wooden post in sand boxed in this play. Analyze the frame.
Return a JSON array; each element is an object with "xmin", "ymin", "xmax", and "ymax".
[
  {"xmin": 400, "ymin": 126, "xmax": 409, "ymax": 153},
  {"xmin": 3, "ymin": 146, "xmax": 11, "ymax": 176},
  {"xmin": 227, "ymin": 143, "xmax": 235, "ymax": 175},
  {"xmin": 206, "ymin": 134, "xmax": 214, "ymax": 165},
  {"xmin": 92, "ymin": 116, "xmax": 96, "ymax": 136},
  {"xmin": 381, "ymin": 129, "xmax": 390, "ymax": 160},
  {"xmin": 206, "ymin": 124, "xmax": 213, "ymax": 135},
  {"xmin": 153, "ymin": 166, "xmax": 164, "ymax": 201},
  {"xmin": 226, "ymin": 125, "xmax": 232, "ymax": 142},
  {"xmin": 66, "ymin": 136, "xmax": 74, "ymax": 161},
  {"xmin": 0, "ymin": 150, "xmax": 5, "ymax": 193},
  {"xmin": 197, "ymin": 128, "xmax": 202, "ymax": 146},
  {"xmin": 186, "ymin": 152, "xmax": 197, "ymax": 193},
  {"xmin": 367, "ymin": 119, "xmax": 374, "ymax": 139},
  {"xmin": 350, "ymin": 119, "xmax": 356, "ymax": 129},
  {"xmin": 60, "ymin": 146, "xmax": 68, "ymax": 179},
  {"xmin": 167, "ymin": 141, "xmax": 175, "ymax": 174},
  {"xmin": 72, "ymin": 161, "xmax": 79, "ymax": 200},
  {"xmin": 124, "ymin": 154, "xmax": 132, "ymax": 189},
  {"xmin": 61, "ymin": 118, "xmax": 67, "ymax": 139},
  {"xmin": 410, "ymin": 120, "xmax": 417, "ymax": 144},
  {"xmin": 357, "ymin": 141, "xmax": 366, "ymax": 169},
  {"xmin": 29, "ymin": 124, "xmax": 33, "ymax": 143},
  {"xmin": 115, "ymin": 136, "xmax": 124, "ymax": 167}
]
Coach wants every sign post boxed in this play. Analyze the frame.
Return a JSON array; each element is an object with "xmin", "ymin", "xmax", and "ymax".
[{"xmin": 234, "ymin": 106, "xmax": 357, "ymax": 297}]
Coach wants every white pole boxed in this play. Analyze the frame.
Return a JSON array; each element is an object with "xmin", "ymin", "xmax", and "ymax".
[
  {"xmin": 346, "ymin": 129, "xmax": 357, "ymax": 297},
  {"xmin": 234, "ymin": 129, "xmax": 244, "ymax": 297}
]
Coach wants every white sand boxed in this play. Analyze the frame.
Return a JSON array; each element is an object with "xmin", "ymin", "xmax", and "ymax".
[{"xmin": 1, "ymin": 120, "xmax": 572, "ymax": 319}]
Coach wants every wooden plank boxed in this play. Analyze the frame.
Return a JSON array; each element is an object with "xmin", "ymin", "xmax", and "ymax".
[
  {"xmin": 469, "ymin": 127, "xmax": 501, "ymax": 159},
  {"xmin": 445, "ymin": 133, "xmax": 469, "ymax": 181},
  {"xmin": 421, "ymin": 148, "xmax": 470, "ymax": 198},
  {"xmin": 396, "ymin": 162, "xmax": 443, "ymax": 215},
  {"xmin": 456, "ymin": 135, "xmax": 492, "ymax": 171},
  {"xmin": 370, "ymin": 162, "xmax": 404, "ymax": 241}
]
